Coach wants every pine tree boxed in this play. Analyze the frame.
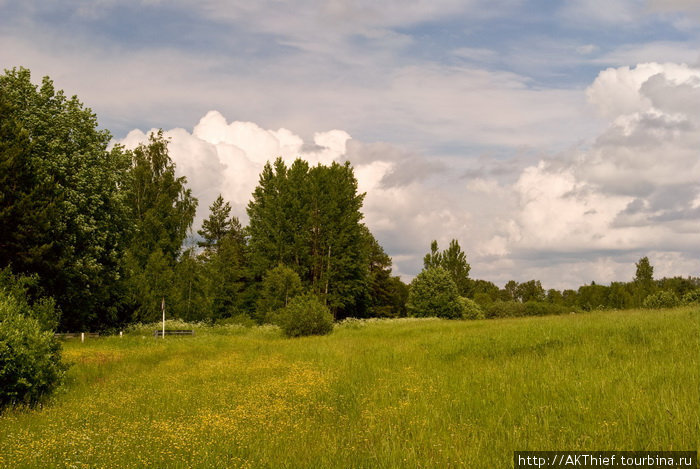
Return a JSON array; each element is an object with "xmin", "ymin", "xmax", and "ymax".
[{"xmin": 198, "ymin": 195, "xmax": 234, "ymax": 255}]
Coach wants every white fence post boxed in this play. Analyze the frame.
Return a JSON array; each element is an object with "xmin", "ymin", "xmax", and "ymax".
[{"xmin": 81, "ymin": 332, "xmax": 85, "ymax": 343}]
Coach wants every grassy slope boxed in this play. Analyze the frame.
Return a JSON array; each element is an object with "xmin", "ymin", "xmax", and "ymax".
[{"xmin": 1, "ymin": 307, "xmax": 698, "ymax": 468}]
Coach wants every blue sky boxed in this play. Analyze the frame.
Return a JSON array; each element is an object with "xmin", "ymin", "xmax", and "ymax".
[{"xmin": 1, "ymin": 0, "xmax": 699, "ymax": 288}]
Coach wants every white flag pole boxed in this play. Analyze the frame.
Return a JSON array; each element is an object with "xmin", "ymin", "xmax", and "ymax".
[{"xmin": 162, "ymin": 297, "xmax": 165, "ymax": 339}]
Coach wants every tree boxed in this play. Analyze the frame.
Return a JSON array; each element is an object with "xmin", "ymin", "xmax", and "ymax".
[
  {"xmin": 423, "ymin": 241, "xmax": 441, "ymax": 269},
  {"xmin": 198, "ymin": 195, "xmax": 237, "ymax": 256},
  {"xmin": 407, "ymin": 267, "xmax": 462, "ymax": 319},
  {"xmin": 364, "ymin": 227, "xmax": 399, "ymax": 317},
  {"xmin": 503, "ymin": 280, "xmax": 519, "ymax": 302},
  {"xmin": 422, "ymin": 240, "xmax": 471, "ymax": 296},
  {"xmin": 123, "ymin": 131, "xmax": 197, "ymax": 321},
  {"xmin": 515, "ymin": 280, "xmax": 545, "ymax": 303},
  {"xmin": 633, "ymin": 256, "xmax": 655, "ymax": 306},
  {"xmin": 247, "ymin": 158, "xmax": 369, "ymax": 318},
  {"xmin": 0, "ymin": 68, "xmax": 131, "ymax": 331},
  {"xmin": 256, "ymin": 265, "xmax": 303, "ymax": 322},
  {"xmin": 577, "ymin": 283, "xmax": 609, "ymax": 310}
]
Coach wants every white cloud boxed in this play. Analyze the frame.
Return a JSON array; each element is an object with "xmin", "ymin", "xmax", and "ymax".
[
  {"xmin": 118, "ymin": 61, "xmax": 700, "ymax": 289},
  {"xmin": 119, "ymin": 112, "xmax": 352, "ymax": 229}
]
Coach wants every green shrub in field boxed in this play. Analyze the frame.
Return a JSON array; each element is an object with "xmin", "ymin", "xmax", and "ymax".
[
  {"xmin": 407, "ymin": 268, "xmax": 462, "ymax": 319},
  {"xmin": 278, "ymin": 294, "xmax": 334, "ymax": 338},
  {"xmin": 682, "ymin": 289, "xmax": 700, "ymax": 305},
  {"xmin": 0, "ymin": 293, "xmax": 67, "ymax": 409},
  {"xmin": 643, "ymin": 290, "xmax": 680, "ymax": 309},
  {"xmin": 0, "ymin": 267, "xmax": 60, "ymax": 331},
  {"xmin": 484, "ymin": 301, "xmax": 526, "ymax": 318},
  {"xmin": 458, "ymin": 297, "xmax": 484, "ymax": 319}
]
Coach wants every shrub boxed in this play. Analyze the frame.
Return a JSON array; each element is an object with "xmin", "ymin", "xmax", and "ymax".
[
  {"xmin": 0, "ymin": 267, "xmax": 60, "ymax": 331},
  {"xmin": 524, "ymin": 301, "xmax": 571, "ymax": 317},
  {"xmin": 0, "ymin": 294, "xmax": 67, "ymax": 408},
  {"xmin": 278, "ymin": 294, "xmax": 334, "ymax": 338},
  {"xmin": 484, "ymin": 301, "xmax": 526, "ymax": 318},
  {"xmin": 643, "ymin": 290, "xmax": 680, "ymax": 309},
  {"xmin": 407, "ymin": 268, "xmax": 462, "ymax": 319},
  {"xmin": 458, "ymin": 297, "xmax": 484, "ymax": 320},
  {"xmin": 682, "ymin": 289, "xmax": 700, "ymax": 305}
]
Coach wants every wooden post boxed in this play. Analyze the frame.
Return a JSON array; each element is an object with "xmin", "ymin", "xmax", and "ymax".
[
  {"xmin": 81, "ymin": 332, "xmax": 84, "ymax": 343},
  {"xmin": 161, "ymin": 297, "xmax": 165, "ymax": 339}
]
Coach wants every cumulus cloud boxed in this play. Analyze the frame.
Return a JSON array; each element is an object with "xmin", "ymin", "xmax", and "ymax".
[
  {"xmin": 119, "ymin": 111, "xmax": 353, "ymax": 228},
  {"xmin": 118, "ymin": 62, "xmax": 700, "ymax": 289},
  {"xmin": 493, "ymin": 62, "xmax": 700, "ymax": 285}
]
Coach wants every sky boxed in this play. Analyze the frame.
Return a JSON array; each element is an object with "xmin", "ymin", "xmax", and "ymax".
[{"xmin": 1, "ymin": 0, "xmax": 699, "ymax": 289}]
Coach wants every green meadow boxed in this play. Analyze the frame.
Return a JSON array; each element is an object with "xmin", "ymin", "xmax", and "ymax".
[{"xmin": 1, "ymin": 307, "xmax": 698, "ymax": 469}]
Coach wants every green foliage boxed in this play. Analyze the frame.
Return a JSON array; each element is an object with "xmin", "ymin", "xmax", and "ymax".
[
  {"xmin": 642, "ymin": 290, "xmax": 680, "ymax": 309},
  {"xmin": 197, "ymin": 195, "xmax": 245, "ymax": 258},
  {"xmin": 546, "ymin": 289, "xmax": 563, "ymax": 305},
  {"xmin": 469, "ymin": 279, "xmax": 500, "ymax": 303},
  {"xmin": 682, "ymin": 289, "xmax": 700, "ymax": 305},
  {"xmin": 123, "ymin": 131, "xmax": 197, "ymax": 322},
  {"xmin": 473, "ymin": 292, "xmax": 494, "ymax": 307},
  {"xmin": 577, "ymin": 283, "xmax": 610, "ymax": 311},
  {"xmin": 485, "ymin": 300, "xmax": 573, "ymax": 318},
  {"xmin": 633, "ymin": 256, "xmax": 655, "ymax": 307},
  {"xmin": 515, "ymin": 280, "xmax": 545, "ymax": 303},
  {"xmin": 169, "ymin": 249, "xmax": 213, "ymax": 322},
  {"xmin": 407, "ymin": 268, "xmax": 462, "ymax": 319},
  {"xmin": 0, "ymin": 68, "xmax": 132, "ymax": 331},
  {"xmin": 124, "ymin": 131, "xmax": 197, "ymax": 267},
  {"xmin": 364, "ymin": 227, "xmax": 404, "ymax": 318},
  {"xmin": 422, "ymin": 240, "xmax": 471, "ymax": 296},
  {"xmin": 503, "ymin": 280, "xmax": 518, "ymax": 302},
  {"xmin": 278, "ymin": 293, "xmax": 334, "ymax": 337},
  {"xmin": 247, "ymin": 158, "xmax": 369, "ymax": 318},
  {"xmin": 0, "ymin": 292, "xmax": 67, "ymax": 408},
  {"xmin": 0, "ymin": 267, "xmax": 60, "ymax": 331},
  {"xmin": 484, "ymin": 301, "xmax": 526, "ymax": 318},
  {"xmin": 206, "ymin": 235, "xmax": 247, "ymax": 320},
  {"xmin": 257, "ymin": 265, "xmax": 303, "ymax": 322},
  {"xmin": 458, "ymin": 297, "xmax": 484, "ymax": 320}
]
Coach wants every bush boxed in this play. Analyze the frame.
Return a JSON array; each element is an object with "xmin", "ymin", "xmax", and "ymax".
[
  {"xmin": 643, "ymin": 290, "xmax": 680, "ymax": 309},
  {"xmin": 0, "ymin": 294, "xmax": 67, "ymax": 408},
  {"xmin": 682, "ymin": 289, "xmax": 700, "ymax": 305},
  {"xmin": 0, "ymin": 267, "xmax": 60, "ymax": 331},
  {"xmin": 458, "ymin": 297, "xmax": 484, "ymax": 320},
  {"xmin": 484, "ymin": 301, "xmax": 526, "ymax": 318},
  {"xmin": 278, "ymin": 294, "xmax": 334, "ymax": 338},
  {"xmin": 407, "ymin": 268, "xmax": 462, "ymax": 319}
]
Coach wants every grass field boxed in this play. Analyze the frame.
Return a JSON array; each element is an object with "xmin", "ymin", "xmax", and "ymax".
[{"xmin": 1, "ymin": 307, "xmax": 698, "ymax": 468}]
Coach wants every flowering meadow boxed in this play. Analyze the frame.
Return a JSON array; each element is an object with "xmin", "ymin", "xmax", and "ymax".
[{"xmin": 1, "ymin": 308, "xmax": 697, "ymax": 468}]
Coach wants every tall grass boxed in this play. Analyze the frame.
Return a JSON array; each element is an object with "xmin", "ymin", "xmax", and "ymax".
[{"xmin": 1, "ymin": 307, "xmax": 697, "ymax": 468}]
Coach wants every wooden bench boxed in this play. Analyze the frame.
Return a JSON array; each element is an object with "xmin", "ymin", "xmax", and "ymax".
[
  {"xmin": 54, "ymin": 332, "xmax": 100, "ymax": 339},
  {"xmin": 153, "ymin": 329, "xmax": 195, "ymax": 337}
]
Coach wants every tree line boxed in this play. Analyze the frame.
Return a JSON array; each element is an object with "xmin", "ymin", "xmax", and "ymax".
[{"xmin": 1, "ymin": 68, "xmax": 698, "ymax": 333}]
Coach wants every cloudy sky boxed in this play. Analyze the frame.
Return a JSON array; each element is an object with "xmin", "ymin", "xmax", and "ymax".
[{"xmin": 2, "ymin": 0, "xmax": 699, "ymax": 289}]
